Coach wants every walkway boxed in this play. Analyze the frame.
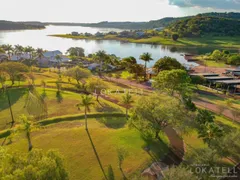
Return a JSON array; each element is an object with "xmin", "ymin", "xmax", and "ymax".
[{"xmin": 103, "ymin": 76, "xmax": 240, "ymax": 122}]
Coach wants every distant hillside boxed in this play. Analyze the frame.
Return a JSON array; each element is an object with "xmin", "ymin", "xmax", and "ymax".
[
  {"xmin": 168, "ymin": 16, "xmax": 240, "ymax": 37},
  {"xmin": 0, "ymin": 20, "xmax": 45, "ymax": 30},
  {"xmin": 45, "ymin": 12, "xmax": 240, "ymax": 30}
]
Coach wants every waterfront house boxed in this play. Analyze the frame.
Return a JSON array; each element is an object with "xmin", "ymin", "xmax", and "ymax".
[
  {"xmin": 10, "ymin": 54, "xmax": 31, "ymax": 61},
  {"xmin": 0, "ymin": 53, "xmax": 8, "ymax": 62},
  {"xmin": 95, "ymin": 32, "xmax": 104, "ymax": 37},
  {"xmin": 71, "ymin": 32, "xmax": 79, "ymax": 36},
  {"xmin": 37, "ymin": 50, "xmax": 71, "ymax": 67}
]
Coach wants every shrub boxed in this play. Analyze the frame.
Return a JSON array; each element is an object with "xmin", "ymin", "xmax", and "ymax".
[
  {"xmin": 227, "ymin": 55, "xmax": 240, "ymax": 65},
  {"xmin": 172, "ymin": 33, "xmax": 179, "ymax": 41}
]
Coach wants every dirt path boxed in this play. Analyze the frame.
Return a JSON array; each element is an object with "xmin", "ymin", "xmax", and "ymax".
[{"xmin": 103, "ymin": 76, "xmax": 240, "ymax": 122}]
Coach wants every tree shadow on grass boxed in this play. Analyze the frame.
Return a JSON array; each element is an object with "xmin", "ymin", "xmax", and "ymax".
[
  {"xmin": 95, "ymin": 101, "xmax": 122, "ymax": 113},
  {"xmin": 141, "ymin": 133, "xmax": 169, "ymax": 162},
  {"xmin": 0, "ymin": 88, "xmax": 27, "ymax": 111},
  {"xmin": 86, "ymin": 129, "xmax": 108, "ymax": 180},
  {"xmin": 98, "ymin": 117, "xmax": 127, "ymax": 129}
]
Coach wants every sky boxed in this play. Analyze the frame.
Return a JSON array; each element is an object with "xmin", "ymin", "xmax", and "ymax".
[{"xmin": 1, "ymin": 0, "xmax": 239, "ymax": 22}]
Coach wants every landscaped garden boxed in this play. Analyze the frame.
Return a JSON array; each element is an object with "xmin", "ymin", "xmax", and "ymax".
[{"xmin": 0, "ymin": 45, "xmax": 239, "ymax": 179}]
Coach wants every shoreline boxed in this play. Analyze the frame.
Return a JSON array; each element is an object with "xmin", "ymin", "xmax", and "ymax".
[{"xmin": 49, "ymin": 34, "xmax": 240, "ymax": 49}]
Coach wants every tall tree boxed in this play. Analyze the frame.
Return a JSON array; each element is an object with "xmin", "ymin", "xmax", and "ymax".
[
  {"xmin": 95, "ymin": 50, "xmax": 107, "ymax": 72},
  {"xmin": 17, "ymin": 115, "xmax": 34, "ymax": 151},
  {"xmin": 153, "ymin": 56, "xmax": 185, "ymax": 73},
  {"xmin": 129, "ymin": 93, "xmax": 188, "ymax": 139},
  {"xmin": 86, "ymin": 78, "xmax": 107, "ymax": 104},
  {"xmin": 2, "ymin": 44, "xmax": 13, "ymax": 59},
  {"xmin": 0, "ymin": 62, "xmax": 29, "ymax": 85},
  {"xmin": 65, "ymin": 67, "xmax": 91, "ymax": 85},
  {"xmin": 76, "ymin": 95, "xmax": 94, "ymax": 130},
  {"xmin": 121, "ymin": 93, "xmax": 134, "ymax": 119},
  {"xmin": 66, "ymin": 47, "xmax": 85, "ymax": 57},
  {"xmin": 152, "ymin": 69, "xmax": 192, "ymax": 97},
  {"xmin": 139, "ymin": 52, "xmax": 153, "ymax": 80},
  {"xmin": 0, "ymin": 148, "xmax": 68, "ymax": 179}
]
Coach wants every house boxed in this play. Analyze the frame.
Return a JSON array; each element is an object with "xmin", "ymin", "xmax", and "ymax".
[
  {"xmin": 71, "ymin": 31, "xmax": 79, "ymax": 36},
  {"xmin": 135, "ymin": 31, "xmax": 145, "ymax": 38},
  {"xmin": 88, "ymin": 63, "xmax": 100, "ymax": 70},
  {"xmin": 154, "ymin": 27, "xmax": 164, "ymax": 31},
  {"xmin": 0, "ymin": 53, "xmax": 8, "ymax": 62},
  {"xmin": 37, "ymin": 50, "xmax": 71, "ymax": 67},
  {"xmin": 108, "ymin": 31, "xmax": 117, "ymax": 35},
  {"xmin": 95, "ymin": 32, "xmax": 104, "ymax": 37},
  {"xmin": 10, "ymin": 54, "xmax": 31, "ymax": 61}
]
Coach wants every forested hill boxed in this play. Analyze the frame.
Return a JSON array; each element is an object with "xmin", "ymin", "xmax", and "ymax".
[
  {"xmin": 0, "ymin": 21, "xmax": 45, "ymax": 30},
  {"xmin": 168, "ymin": 16, "xmax": 240, "ymax": 37},
  {"xmin": 46, "ymin": 12, "xmax": 240, "ymax": 30}
]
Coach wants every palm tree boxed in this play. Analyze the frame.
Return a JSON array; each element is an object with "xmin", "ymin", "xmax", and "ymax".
[
  {"xmin": 3, "ymin": 44, "xmax": 13, "ymax": 59},
  {"xmin": 18, "ymin": 115, "xmax": 34, "ymax": 151},
  {"xmin": 139, "ymin": 52, "xmax": 153, "ymax": 80},
  {"xmin": 121, "ymin": 92, "xmax": 134, "ymax": 119},
  {"xmin": 14, "ymin": 45, "xmax": 24, "ymax": 56},
  {"xmin": 24, "ymin": 46, "xmax": 35, "ymax": 59},
  {"xmin": 36, "ymin": 48, "xmax": 44, "ymax": 59},
  {"xmin": 55, "ymin": 54, "xmax": 62, "ymax": 72},
  {"xmin": 95, "ymin": 50, "xmax": 107, "ymax": 72},
  {"xmin": 76, "ymin": 95, "xmax": 94, "ymax": 130}
]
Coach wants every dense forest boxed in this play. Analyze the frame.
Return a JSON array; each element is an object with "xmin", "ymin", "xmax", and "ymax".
[
  {"xmin": 0, "ymin": 21, "xmax": 45, "ymax": 30},
  {"xmin": 168, "ymin": 16, "xmax": 240, "ymax": 37},
  {"xmin": 46, "ymin": 12, "xmax": 240, "ymax": 30}
]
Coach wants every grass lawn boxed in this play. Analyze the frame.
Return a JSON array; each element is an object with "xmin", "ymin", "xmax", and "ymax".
[
  {"xmin": 49, "ymin": 34, "xmax": 240, "ymax": 48},
  {"xmin": 6, "ymin": 116, "xmax": 169, "ymax": 180},
  {"xmin": 0, "ymin": 87, "xmax": 124, "ymax": 130},
  {"xmin": 195, "ymin": 92, "xmax": 240, "ymax": 111}
]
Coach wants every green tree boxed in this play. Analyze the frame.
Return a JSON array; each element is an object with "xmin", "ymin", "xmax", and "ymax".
[
  {"xmin": 86, "ymin": 78, "xmax": 107, "ymax": 103},
  {"xmin": 24, "ymin": 46, "xmax": 35, "ymax": 59},
  {"xmin": 0, "ymin": 147, "xmax": 68, "ymax": 179},
  {"xmin": 76, "ymin": 95, "xmax": 94, "ymax": 130},
  {"xmin": 0, "ymin": 62, "xmax": 29, "ymax": 85},
  {"xmin": 172, "ymin": 33, "xmax": 179, "ymax": 41},
  {"xmin": 129, "ymin": 93, "xmax": 187, "ymax": 139},
  {"xmin": 117, "ymin": 148, "xmax": 128, "ymax": 180},
  {"xmin": 14, "ymin": 44, "xmax": 24, "ymax": 56},
  {"xmin": 153, "ymin": 56, "xmax": 185, "ymax": 73},
  {"xmin": 139, "ymin": 52, "xmax": 153, "ymax": 80},
  {"xmin": 152, "ymin": 69, "xmax": 192, "ymax": 97},
  {"xmin": 227, "ymin": 55, "xmax": 240, "ymax": 65},
  {"xmin": 36, "ymin": 48, "xmax": 44, "ymax": 59},
  {"xmin": 17, "ymin": 115, "xmax": 35, "ymax": 151},
  {"xmin": 65, "ymin": 67, "xmax": 91, "ymax": 85},
  {"xmin": 66, "ymin": 47, "xmax": 85, "ymax": 57},
  {"xmin": 121, "ymin": 93, "xmax": 134, "ymax": 119},
  {"xmin": 2, "ymin": 44, "xmax": 13, "ymax": 59},
  {"xmin": 94, "ymin": 50, "xmax": 107, "ymax": 72},
  {"xmin": 195, "ymin": 109, "xmax": 223, "ymax": 146},
  {"xmin": 0, "ymin": 71, "xmax": 8, "ymax": 88},
  {"xmin": 211, "ymin": 50, "xmax": 222, "ymax": 61}
]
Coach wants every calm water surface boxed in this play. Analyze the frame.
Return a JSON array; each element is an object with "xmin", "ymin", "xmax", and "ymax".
[{"xmin": 0, "ymin": 25, "xmax": 217, "ymax": 67}]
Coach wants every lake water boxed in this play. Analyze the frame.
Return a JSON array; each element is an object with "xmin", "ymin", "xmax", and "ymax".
[{"xmin": 0, "ymin": 25, "xmax": 217, "ymax": 67}]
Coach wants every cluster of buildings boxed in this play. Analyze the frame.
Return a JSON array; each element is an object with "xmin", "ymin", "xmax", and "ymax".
[
  {"xmin": 71, "ymin": 30, "xmax": 147, "ymax": 39},
  {"xmin": 191, "ymin": 69, "xmax": 240, "ymax": 94},
  {"xmin": 0, "ymin": 50, "xmax": 71, "ymax": 67}
]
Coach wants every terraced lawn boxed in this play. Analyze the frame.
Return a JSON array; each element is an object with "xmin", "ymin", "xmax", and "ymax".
[{"xmin": 6, "ymin": 116, "xmax": 169, "ymax": 180}]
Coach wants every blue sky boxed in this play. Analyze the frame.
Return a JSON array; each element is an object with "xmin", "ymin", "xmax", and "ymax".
[{"xmin": 1, "ymin": 0, "xmax": 239, "ymax": 22}]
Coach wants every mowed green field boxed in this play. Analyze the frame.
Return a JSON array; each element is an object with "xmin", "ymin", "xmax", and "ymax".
[
  {"xmin": 5, "ymin": 116, "xmax": 169, "ymax": 180},
  {"xmin": 0, "ymin": 86, "xmax": 169, "ymax": 179},
  {"xmin": 0, "ymin": 87, "xmax": 124, "ymax": 130}
]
